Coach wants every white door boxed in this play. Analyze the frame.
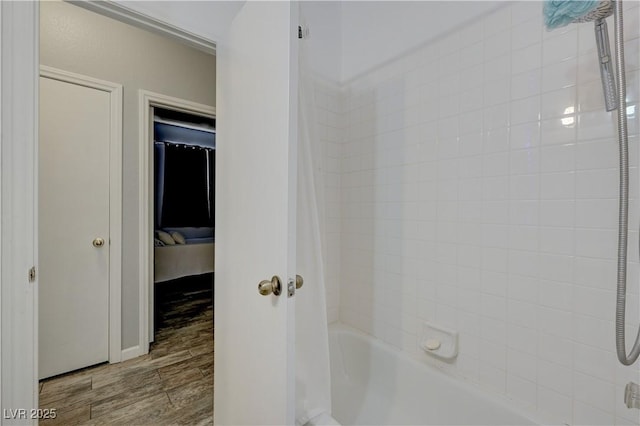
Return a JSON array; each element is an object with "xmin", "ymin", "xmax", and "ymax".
[
  {"xmin": 214, "ymin": 2, "xmax": 298, "ymax": 424},
  {"xmin": 39, "ymin": 76, "xmax": 111, "ymax": 379}
]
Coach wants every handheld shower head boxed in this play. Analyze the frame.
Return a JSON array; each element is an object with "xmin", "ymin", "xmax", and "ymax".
[
  {"xmin": 570, "ymin": 0, "xmax": 618, "ymax": 111},
  {"xmin": 571, "ymin": 0, "xmax": 613, "ymax": 22},
  {"xmin": 594, "ymin": 18, "xmax": 619, "ymax": 111}
]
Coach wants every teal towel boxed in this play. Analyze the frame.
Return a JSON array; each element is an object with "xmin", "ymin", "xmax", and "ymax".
[{"xmin": 544, "ymin": 0, "xmax": 600, "ymax": 29}]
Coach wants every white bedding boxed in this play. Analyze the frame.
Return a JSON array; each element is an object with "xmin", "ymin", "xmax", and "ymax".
[{"xmin": 154, "ymin": 242, "xmax": 215, "ymax": 283}]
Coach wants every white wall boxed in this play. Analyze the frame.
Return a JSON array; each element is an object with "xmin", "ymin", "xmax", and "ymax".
[
  {"xmin": 300, "ymin": 1, "xmax": 342, "ymax": 83},
  {"xmin": 338, "ymin": 2, "xmax": 640, "ymax": 424},
  {"xmin": 340, "ymin": 1, "xmax": 503, "ymax": 81},
  {"xmin": 40, "ymin": 1, "xmax": 216, "ymax": 349}
]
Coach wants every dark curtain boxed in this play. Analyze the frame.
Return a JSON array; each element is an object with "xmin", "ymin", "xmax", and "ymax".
[
  {"xmin": 207, "ymin": 149, "xmax": 216, "ymax": 228},
  {"xmin": 154, "ymin": 142, "xmax": 166, "ymax": 229},
  {"xmin": 160, "ymin": 143, "xmax": 213, "ymax": 227}
]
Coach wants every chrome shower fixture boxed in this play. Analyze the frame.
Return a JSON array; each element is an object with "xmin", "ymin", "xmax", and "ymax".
[
  {"xmin": 594, "ymin": 18, "xmax": 618, "ymax": 111},
  {"xmin": 570, "ymin": 0, "xmax": 618, "ymax": 111},
  {"xmin": 566, "ymin": 0, "xmax": 640, "ymax": 366}
]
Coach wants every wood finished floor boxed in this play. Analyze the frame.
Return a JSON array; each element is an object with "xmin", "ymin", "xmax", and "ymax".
[{"xmin": 39, "ymin": 274, "xmax": 214, "ymax": 425}]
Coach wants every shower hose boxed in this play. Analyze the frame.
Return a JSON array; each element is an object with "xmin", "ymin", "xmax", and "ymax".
[{"xmin": 613, "ymin": 0, "xmax": 640, "ymax": 365}]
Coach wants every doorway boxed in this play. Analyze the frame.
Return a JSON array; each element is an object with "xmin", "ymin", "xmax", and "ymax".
[
  {"xmin": 39, "ymin": 0, "xmax": 216, "ymax": 359},
  {"xmin": 138, "ymin": 93, "xmax": 216, "ymax": 348},
  {"xmin": 2, "ymin": 2, "xmax": 301, "ymax": 423},
  {"xmin": 34, "ymin": 2, "xmax": 217, "ymax": 423},
  {"xmin": 151, "ymin": 107, "xmax": 216, "ymax": 346}
]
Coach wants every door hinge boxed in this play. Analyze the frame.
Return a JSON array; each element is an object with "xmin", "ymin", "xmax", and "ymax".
[
  {"xmin": 28, "ymin": 266, "xmax": 36, "ymax": 283},
  {"xmin": 298, "ymin": 25, "xmax": 309, "ymax": 39}
]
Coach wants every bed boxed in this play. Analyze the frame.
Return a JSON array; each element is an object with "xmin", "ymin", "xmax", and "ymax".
[{"xmin": 154, "ymin": 228, "xmax": 215, "ymax": 283}]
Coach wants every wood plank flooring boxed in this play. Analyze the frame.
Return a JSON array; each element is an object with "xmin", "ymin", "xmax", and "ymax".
[{"xmin": 39, "ymin": 274, "xmax": 214, "ymax": 425}]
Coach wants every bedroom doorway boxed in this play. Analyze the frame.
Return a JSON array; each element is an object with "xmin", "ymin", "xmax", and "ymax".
[
  {"xmin": 151, "ymin": 107, "xmax": 215, "ymax": 343},
  {"xmin": 139, "ymin": 92, "xmax": 216, "ymax": 347}
]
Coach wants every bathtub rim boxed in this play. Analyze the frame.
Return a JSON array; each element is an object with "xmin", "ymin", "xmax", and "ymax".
[{"xmin": 328, "ymin": 322, "xmax": 543, "ymax": 426}]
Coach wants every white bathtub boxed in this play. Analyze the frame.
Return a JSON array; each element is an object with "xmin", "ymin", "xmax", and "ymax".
[{"xmin": 328, "ymin": 325, "xmax": 537, "ymax": 425}]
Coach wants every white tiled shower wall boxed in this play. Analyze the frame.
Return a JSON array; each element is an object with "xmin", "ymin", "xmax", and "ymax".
[{"xmin": 336, "ymin": 2, "xmax": 640, "ymax": 425}]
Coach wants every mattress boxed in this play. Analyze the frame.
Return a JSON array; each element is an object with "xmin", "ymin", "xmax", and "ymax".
[
  {"xmin": 186, "ymin": 237, "xmax": 214, "ymax": 244},
  {"xmin": 154, "ymin": 242, "xmax": 215, "ymax": 283}
]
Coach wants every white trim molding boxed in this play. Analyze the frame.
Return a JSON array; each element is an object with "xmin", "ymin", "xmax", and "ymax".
[
  {"xmin": 138, "ymin": 90, "xmax": 215, "ymax": 352},
  {"xmin": 68, "ymin": 0, "xmax": 216, "ymax": 55},
  {"xmin": 1, "ymin": 1, "xmax": 39, "ymax": 421},
  {"xmin": 40, "ymin": 65, "xmax": 124, "ymax": 365},
  {"xmin": 120, "ymin": 345, "xmax": 142, "ymax": 362}
]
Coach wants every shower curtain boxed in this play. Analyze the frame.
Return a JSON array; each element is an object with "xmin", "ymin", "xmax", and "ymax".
[{"xmin": 295, "ymin": 40, "xmax": 333, "ymax": 425}]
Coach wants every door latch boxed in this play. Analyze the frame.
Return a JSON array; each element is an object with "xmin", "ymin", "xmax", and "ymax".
[
  {"xmin": 287, "ymin": 278, "xmax": 295, "ymax": 297},
  {"xmin": 28, "ymin": 266, "xmax": 36, "ymax": 283}
]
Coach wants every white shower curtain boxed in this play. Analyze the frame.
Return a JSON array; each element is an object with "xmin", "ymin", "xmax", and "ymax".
[{"xmin": 295, "ymin": 41, "xmax": 333, "ymax": 425}]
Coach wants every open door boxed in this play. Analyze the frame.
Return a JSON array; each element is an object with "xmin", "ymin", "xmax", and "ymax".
[{"xmin": 214, "ymin": 2, "xmax": 298, "ymax": 424}]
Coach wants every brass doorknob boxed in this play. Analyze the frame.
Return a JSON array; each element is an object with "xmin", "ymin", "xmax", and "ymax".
[
  {"xmin": 92, "ymin": 238, "xmax": 105, "ymax": 248},
  {"xmin": 295, "ymin": 274, "xmax": 303, "ymax": 289},
  {"xmin": 258, "ymin": 276, "xmax": 282, "ymax": 296}
]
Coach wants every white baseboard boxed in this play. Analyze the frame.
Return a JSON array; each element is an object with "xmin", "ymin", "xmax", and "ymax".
[{"xmin": 120, "ymin": 345, "xmax": 144, "ymax": 362}]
